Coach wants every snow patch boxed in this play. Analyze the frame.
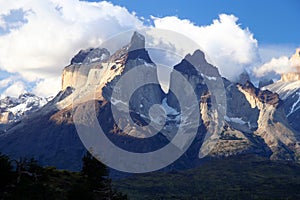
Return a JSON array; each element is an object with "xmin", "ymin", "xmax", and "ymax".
[
  {"xmin": 201, "ymin": 73, "xmax": 217, "ymax": 81},
  {"xmin": 161, "ymin": 98, "xmax": 179, "ymax": 115},
  {"xmin": 288, "ymin": 92, "xmax": 300, "ymax": 116},
  {"xmin": 90, "ymin": 54, "xmax": 108, "ymax": 63},
  {"xmin": 0, "ymin": 94, "xmax": 48, "ymax": 122},
  {"xmin": 265, "ymin": 80, "xmax": 300, "ymax": 100},
  {"xmin": 110, "ymin": 98, "xmax": 127, "ymax": 106},
  {"xmin": 224, "ymin": 115, "xmax": 247, "ymax": 124}
]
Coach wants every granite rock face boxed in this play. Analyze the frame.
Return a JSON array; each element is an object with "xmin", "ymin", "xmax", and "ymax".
[
  {"xmin": 102, "ymin": 31, "xmax": 164, "ymax": 120},
  {"xmin": 1, "ymin": 33, "xmax": 300, "ymax": 173},
  {"xmin": 263, "ymin": 49, "xmax": 300, "ymax": 133},
  {"xmin": 62, "ymin": 48, "xmax": 110, "ymax": 90}
]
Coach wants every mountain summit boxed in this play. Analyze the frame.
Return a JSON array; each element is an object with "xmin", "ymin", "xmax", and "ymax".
[
  {"xmin": 0, "ymin": 93, "xmax": 48, "ymax": 126},
  {"xmin": 0, "ymin": 32, "xmax": 300, "ymax": 173},
  {"xmin": 264, "ymin": 48, "xmax": 300, "ymax": 133}
]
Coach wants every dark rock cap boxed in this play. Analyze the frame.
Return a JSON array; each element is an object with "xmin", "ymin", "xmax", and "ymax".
[
  {"xmin": 70, "ymin": 48, "xmax": 110, "ymax": 65},
  {"xmin": 128, "ymin": 31, "xmax": 146, "ymax": 52}
]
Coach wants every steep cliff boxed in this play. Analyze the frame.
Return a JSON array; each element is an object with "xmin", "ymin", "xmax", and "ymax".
[
  {"xmin": 238, "ymin": 82, "xmax": 300, "ymax": 160},
  {"xmin": 0, "ymin": 33, "xmax": 300, "ymax": 173},
  {"xmin": 61, "ymin": 48, "xmax": 110, "ymax": 90},
  {"xmin": 264, "ymin": 48, "xmax": 300, "ymax": 133}
]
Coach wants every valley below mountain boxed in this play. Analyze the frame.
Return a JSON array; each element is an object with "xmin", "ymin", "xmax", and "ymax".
[{"xmin": 115, "ymin": 155, "xmax": 300, "ymax": 200}]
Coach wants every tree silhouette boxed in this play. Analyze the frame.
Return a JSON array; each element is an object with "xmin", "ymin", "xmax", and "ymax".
[
  {"xmin": 0, "ymin": 152, "xmax": 128, "ymax": 200},
  {"xmin": 81, "ymin": 151, "xmax": 108, "ymax": 189},
  {"xmin": 0, "ymin": 153, "xmax": 13, "ymax": 198}
]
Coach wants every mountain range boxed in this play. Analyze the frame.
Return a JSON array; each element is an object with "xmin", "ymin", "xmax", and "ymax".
[
  {"xmin": 0, "ymin": 93, "xmax": 49, "ymax": 132},
  {"xmin": 0, "ymin": 32, "xmax": 300, "ymax": 175}
]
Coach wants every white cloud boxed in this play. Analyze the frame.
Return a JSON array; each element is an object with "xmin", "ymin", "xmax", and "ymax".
[
  {"xmin": 0, "ymin": 0, "xmax": 295, "ymax": 98},
  {"xmin": 152, "ymin": 14, "xmax": 259, "ymax": 81},
  {"xmin": 0, "ymin": 77, "xmax": 13, "ymax": 88},
  {"xmin": 0, "ymin": 0, "xmax": 143, "ymax": 97},
  {"xmin": 253, "ymin": 56, "xmax": 293, "ymax": 77},
  {"xmin": 3, "ymin": 81, "xmax": 26, "ymax": 97},
  {"xmin": 291, "ymin": 48, "xmax": 300, "ymax": 68},
  {"xmin": 253, "ymin": 48, "xmax": 300, "ymax": 77},
  {"xmin": 32, "ymin": 77, "xmax": 61, "ymax": 97},
  {"xmin": 0, "ymin": 17, "xmax": 6, "ymax": 29},
  {"xmin": 258, "ymin": 44, "xmax": 297, "ymax": 63}
]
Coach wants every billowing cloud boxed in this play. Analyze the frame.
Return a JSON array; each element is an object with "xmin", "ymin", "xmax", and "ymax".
[
  {"xmin": 0, "ymin": 0, "xmax": 292, "ymax": 98},
  {"xmin": 32, "ymin": 77, "xmax": 61, "ymax": 97},
  {"xmin": 254, "ymin": 48, "xmax": 300, "ymax": 77},
  {"xmin": 258, "ymin": 44, "xmax": 297, "ymax": 63},
  {"xmin": 290, "ymin": 48, "xmax": 300, "ymax": 68},
  {"xmin": 253, "ymin": 56, "xmax": 292, "ymax": 77},
  {"xmin": 152, "ymin": 14, "xmax": 259, "ymax": 81},
  {"xmin": 0, "ymin": 77, "xmax": 13, "ymax": 88},
  {"xmin": 2, "ymin": 81, "xmax": 26, "ymax": 97},
  {"xmin": 0, "ymin": 0, "xmax": 143, "ymax": 97}
]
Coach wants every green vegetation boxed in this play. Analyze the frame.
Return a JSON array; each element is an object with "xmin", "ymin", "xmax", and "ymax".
[
  {"xmin": 0, "ymin": 152, "xmax": 127, "ymax": 200},
  {"xmin": 2, "ymin": 153, "xmax": 300, "ymax": 199},
  {"xmin": 115, "ymin": 155, "xmax": 300, "ymax": 200}
]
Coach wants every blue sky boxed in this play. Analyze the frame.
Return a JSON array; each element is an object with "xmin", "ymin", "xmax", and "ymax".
[
  {"xmin": 96, "ymin": 0, "xmax": 300, "ymax": 45},
  {"xmin": 0, "ymin": 0, "xmax": 299, "ymax": 97}
]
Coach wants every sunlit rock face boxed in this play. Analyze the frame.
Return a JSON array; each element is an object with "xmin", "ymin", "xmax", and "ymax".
[
  {"xmin": 61, "ymin": 48, "xmax": 110, "ymax": 90},
  {"xmin": 0, "ymin": 32, "xmax": 300, "ymax": 174},
  {"xmin": 0, "ymin": 111, "xmax": 13, "ymax": 124}
]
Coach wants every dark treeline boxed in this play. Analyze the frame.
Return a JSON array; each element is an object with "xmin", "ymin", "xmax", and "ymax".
[{"xmin": 0, "ymin": 152, "xmax": 127, "ymax": 200}]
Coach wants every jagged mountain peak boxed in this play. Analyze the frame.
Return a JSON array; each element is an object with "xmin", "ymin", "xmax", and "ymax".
[
  {"xmin": 185, "ymin": 49, "xmax": 206, "ymax": 66},
  {"xmin": 264, "ymin": 49, "xmax": 300, "ymax": 133},
  {"xmin": 125, "ymin": 32, "xmax": 153, "ymax": 64},
  {"xmin": 0, "ymin": 93, "xmax": 48, "ymax": 125},
  {"xmin": 70, "ymin": 47, "xmax": 110, "ymax": 65},
  {"xmin": 128, "ymin": 31, "xmax": 146, "ymax": 51},
  {"xmin": 237, "ymin": 71, "xmax": 251, "ymax": 85},
  {"xmin": 239, "ymin": 81, "xmax": 281, "ymax": 107},
  {"xmin": 173, "ymin": 49, "xmax": 219, "ymax": 78},
  {"xmin": 1, "ymin": 32, "xmax": 300, "ymax": 173}
]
